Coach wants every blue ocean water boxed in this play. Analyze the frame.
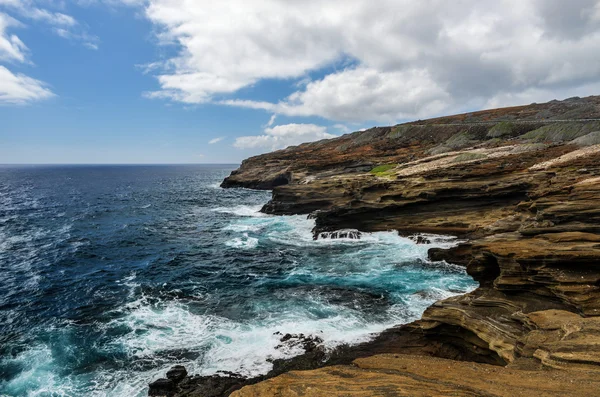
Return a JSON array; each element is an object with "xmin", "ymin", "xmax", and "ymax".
[{"xmin": 0, "ymin": 165, "xmax": 477, "ymax": 396}]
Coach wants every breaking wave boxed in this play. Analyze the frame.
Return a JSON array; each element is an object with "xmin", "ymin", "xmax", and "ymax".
[{"xmin": 0, "ymin": 165, "xmax": 476, "ymax": 396}]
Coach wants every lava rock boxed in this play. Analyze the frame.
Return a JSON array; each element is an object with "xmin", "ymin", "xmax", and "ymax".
[
  {"xmin": 166, "ymin": 365, "xmax": 187, "ymax": 384},
  {"xmin": 148, "ymin": 378, "xmax": 175, "ymax": 397}
]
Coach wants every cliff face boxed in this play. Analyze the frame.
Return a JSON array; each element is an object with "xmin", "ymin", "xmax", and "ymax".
[{"xmin": 154, "ymin": 96, "xmax": 600, "ymax": 396}]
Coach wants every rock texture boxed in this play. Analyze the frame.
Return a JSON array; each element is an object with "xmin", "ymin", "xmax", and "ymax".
[
  {"xmin": 157, "ymin": 96, "xmax": 600, "ymax": 396},
  {"xmin": 233, "ymin": 354, "xmax": 600, "ymax": 397}
]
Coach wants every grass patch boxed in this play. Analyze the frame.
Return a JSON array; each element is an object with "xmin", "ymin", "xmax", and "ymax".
[
  {"xmin": 452, "ymin": 152, "xmax": 488, "ymax": 163},
  {"xmin": 370, "ymin": 164, "xmax": 397, "ymax": 176}
]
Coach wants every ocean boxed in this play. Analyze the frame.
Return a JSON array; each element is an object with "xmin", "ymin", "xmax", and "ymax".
[{"xmin": 0, "ymin": 164, "xmax": 476, "ymax": 396}]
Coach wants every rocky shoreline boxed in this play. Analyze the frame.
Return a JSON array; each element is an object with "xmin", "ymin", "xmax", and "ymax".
[{"xmin": 150, "ymin": 96, "xmax": 600, "ymax": 396}]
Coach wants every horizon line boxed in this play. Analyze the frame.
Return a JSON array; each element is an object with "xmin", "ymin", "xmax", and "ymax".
[{"xmin": 0, "ymin": 163, "xmax": 241, "ymax": 166}]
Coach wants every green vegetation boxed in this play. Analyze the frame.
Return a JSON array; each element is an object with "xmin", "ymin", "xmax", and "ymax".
[
  {"xmin": 370, "ymin": 164, "xmax": 397, "ymax": 177},
  {"xmin": 445, "ymin": 130, "xmax": 477, "ymax": 149},
  {"xmin": 452, "ymin": 152, "xmax": 487, "ymax": 163},
  {"xmin": 487, "ymin": 121, "xmax": 515, "ymax": 138},
  {"xmin": 521, "ymin": 122, "xmax": 600, "ymax": 142}
]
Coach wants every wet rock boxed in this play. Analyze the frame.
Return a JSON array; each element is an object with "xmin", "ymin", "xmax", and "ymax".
[
  {"xmin": 318, "ymin": 229, "xmax": 362, "ymax": 239},
  {"xmin": 409, "ymin": 234, "xmax": 431, "ymax": 244},
  {"xmin": 274, "ymin": 333, "xmax": 324, "ymax": 353},
  {"xmin": 166, "ymin": 365, "xmax": 187, "ymax": 383},
  {"xmin": 148, "ymin": 366, "xmax": 188, "ymax": 396},
  {"xmin": 148, "ymin": 378, "xmax": 175, "ymax": 397},
  {"xmin": 176, "ymin": 373, "xmax": 251, "ymax": 397},
  {"xmin": 274, "ymin": 285, "xmax": 388, "ymax": 312}
]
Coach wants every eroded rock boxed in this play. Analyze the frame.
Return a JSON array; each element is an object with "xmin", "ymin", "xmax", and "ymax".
[{"xmin": 163, "ymin": 96, "xmax": 600, "ymax": 396}]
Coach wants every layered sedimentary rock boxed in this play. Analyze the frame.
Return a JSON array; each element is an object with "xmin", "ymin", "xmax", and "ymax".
[
  {"xmin": 158, "ymin": 96, "xmax": 600, "ymax": 396},
  {"xmin": 233, "ymin": 354, "xmax": 600, "ymax": 397}
]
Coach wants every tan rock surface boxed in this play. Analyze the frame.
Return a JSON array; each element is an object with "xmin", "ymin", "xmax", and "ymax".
[{"xmin": 233, "ymin": 354, "xmax": 600, "ymax": 397}]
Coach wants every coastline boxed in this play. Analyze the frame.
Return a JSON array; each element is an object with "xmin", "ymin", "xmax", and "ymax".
[{"xmin": 150, "ymin": 96, "xmax": 600, "ymax": 396}]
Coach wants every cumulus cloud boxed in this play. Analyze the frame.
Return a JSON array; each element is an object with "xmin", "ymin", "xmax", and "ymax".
[
  {"xmin": 135, "ymin": 0, "xmax": 600, "ymax": 123},
  {"xmin": 223, "ymin": 68, "xmax": 450, "ymax": 123},
  {"xmin": 0, "ymin": 65, "xmax": 54, "ymax": 104},
  {"xmin": 208, "ymin": 137, "xmax": 224, "ymax": 144},
  {"xmin": 234, "ymin": 123, "xmax": 336, "ymax": 152}
]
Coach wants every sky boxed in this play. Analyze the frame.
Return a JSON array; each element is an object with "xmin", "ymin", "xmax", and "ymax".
[{"xmin": 1, "ymin": 0, "xmax": 600, "ymax": 164}]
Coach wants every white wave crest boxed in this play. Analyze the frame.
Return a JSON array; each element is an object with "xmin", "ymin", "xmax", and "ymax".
[
  {"xmin": 212, "ymin": 205, "xmax": 266, "ymax": 217},
  {"xmin": 225, "ymin": 234, "xmax": 259, "ymax": 249}
]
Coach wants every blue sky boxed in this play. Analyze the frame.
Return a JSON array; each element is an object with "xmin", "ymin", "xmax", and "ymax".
[{"xmin": 2, "ymin": 1, "xmax": 600, "ymax": 164}]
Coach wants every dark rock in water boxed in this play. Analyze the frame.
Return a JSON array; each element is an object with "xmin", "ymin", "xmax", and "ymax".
[
  {"xmin": 409, "ymin": 234, "xmax": 431, "ymax": 244},
  {"xmin": 275, "ymin": 333, "xmax": 324, "ymax": 353},
  {"xmin": 318, "ymin": 229, "xmax": 362, "ymax": 239},
  {"xmin": 148, "ymin": 365, "xmax": 188, "ymax": 396},
  {"xmin": 148, "ymin": 378, "xmax": 175, "ymax": 397},
  {"xmin": 274, "ymin": 285, "xmax": 389, "ymax": 312},
  {"xmin": 166, "ymin": 365, "xmax": 187, "ymax": 383}
]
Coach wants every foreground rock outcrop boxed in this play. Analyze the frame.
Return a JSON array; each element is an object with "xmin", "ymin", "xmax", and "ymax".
[
  {"xmin": 233, "ymin": 354, "xmax": 600, "ymax": 397},
  {"xmin": 155, "ymin": 96, "xmax": 600, "ymax": 396}
]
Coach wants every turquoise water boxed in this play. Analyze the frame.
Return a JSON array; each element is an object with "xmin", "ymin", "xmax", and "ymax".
[{"xmin": 0, "ymin": 165, "xmax": 477, "ymax": 396}]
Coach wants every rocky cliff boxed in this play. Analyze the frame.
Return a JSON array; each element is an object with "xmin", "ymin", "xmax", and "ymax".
[{"xmin": 152, "ymin": 96, "xmax": 600, "ymax": 396}]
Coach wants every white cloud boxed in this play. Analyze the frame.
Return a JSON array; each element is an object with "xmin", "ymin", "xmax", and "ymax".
[
  {"xmin": 0, "ymin": 0, "xmax": 98, "ymax": 49},
  {"xmin": 0, "ymin": 6, "xmax": 62, "ymax": 105},
  {"xmin": 0, "ymin": 0, "xmax": 75, "ymax": 26},
  {"xmin": 0, "ymin": 65, "xmax": 54, "ymax": 104},
  {"xmin": 0, "ymin": 13, "xmax": 27, "ymax": 62},
  {"xmin": 265, "ymin": 114, "xmax": 276, "ymax": 127},
  {"xmin": 134, "ymin": 0, "xmax": 600, "ymax": 123},
  {"xmin": 208, "ymin": 137, "xmax": 224, "ymax": 144},
  {"xmin": 27, "ymin": 9, "xmax": 76, "ymax": 26},
  {"xmin": 224, "ymin": 67, "xmax": 450, "ymax": 123},
  {"xmin": 234, "ymin": 123, "xmax": 336, "ymax": 152},
  {"xmin": 53, "ymin": 27, "xmax": 99, "ymax": 49}
]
